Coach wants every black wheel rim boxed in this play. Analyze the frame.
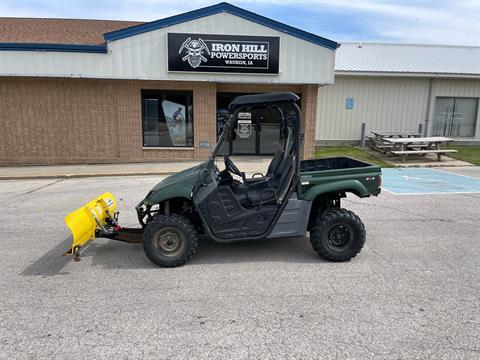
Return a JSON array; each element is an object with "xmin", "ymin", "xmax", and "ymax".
[
  {"xmin": 326, "ymin": 224, "xmax": 352, "ymax": 249},
  {"xmin": 153, "ymin": 226, "xmax": 186, "ymax": 257}
]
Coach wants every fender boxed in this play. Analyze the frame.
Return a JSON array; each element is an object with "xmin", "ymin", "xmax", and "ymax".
[
  {"xmin": 144, "ymin": 185, "xmax": 194, "ymax": 206},
  {"xmin": 302, "ymin": 179, "xmax": 369, "ymax": 200},
  {"xmin": 141, "ymin": 163, "xmax": 206, "ymax": 206}
]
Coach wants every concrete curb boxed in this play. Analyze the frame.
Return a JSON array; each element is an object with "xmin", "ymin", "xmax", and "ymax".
[
  {"xmin": 0, "ymin": 171, "xmax": 178, "ymax": 180},
  {"xmin": 1, "ymin": 164, "xmax": 475, "ymax": 180},
  {"xmin": 0, "ymin": 157, "xmax": 272, "ymax": 180},
  {"xmin": 392, "ymin": 162, "xmax": 475, "ymax": 168}
]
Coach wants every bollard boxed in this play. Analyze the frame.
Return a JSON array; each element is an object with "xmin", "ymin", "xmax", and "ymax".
[{"xmin": 360, "ymin": 123, "xmax": 366, "ymax": 148}]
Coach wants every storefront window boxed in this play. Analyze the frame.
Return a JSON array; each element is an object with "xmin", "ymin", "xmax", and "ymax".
[
  {"xmin": 433, "ymin": 97, "xmax": 478, "ymax": 138},
  {"xmin": 142, "ymin": 90, "xmax": 194, "ymax": 147}
]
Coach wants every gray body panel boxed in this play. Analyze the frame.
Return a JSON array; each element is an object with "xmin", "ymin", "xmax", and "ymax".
[
  {"xmin": 267, "ymin": 194, "xmax": 312, "ymax": 239},
  {"xmin": 194, "ymin": 170, "xmax": 218, "ymax": 204}
]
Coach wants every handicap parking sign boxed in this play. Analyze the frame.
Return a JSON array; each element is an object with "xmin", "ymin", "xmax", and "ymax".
[{"xmin": 345, "ymin": 97, "xmax": 354, "ymax": 109}]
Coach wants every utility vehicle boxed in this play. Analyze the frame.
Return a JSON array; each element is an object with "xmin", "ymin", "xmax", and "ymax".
[{"xmin": 65, "ymin": 92, "xmax": 381, "ymax": 267}]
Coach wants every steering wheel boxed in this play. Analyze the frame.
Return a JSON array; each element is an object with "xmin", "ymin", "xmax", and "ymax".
[{"xmin": 224, "ymin": 156, "xmax": 246, "ymax": 181}]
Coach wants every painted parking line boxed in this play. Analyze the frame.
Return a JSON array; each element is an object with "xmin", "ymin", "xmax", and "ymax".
[{"xmin": 381, "ymin": 167, "xmax": 480, "ymax": 195}]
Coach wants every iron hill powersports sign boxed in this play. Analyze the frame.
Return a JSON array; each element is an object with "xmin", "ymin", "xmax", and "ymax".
[{"xmin": 167, "ymin": 33, "xmax": 279, "ymax": 74}]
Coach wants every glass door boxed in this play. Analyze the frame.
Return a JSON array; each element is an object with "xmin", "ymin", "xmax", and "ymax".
[
  {"xmin": 433, "ymin": 97, "xmax": 478, "ymax": 137},
  {"xmin": 257, "ymin": 108, "xmax": 281, "ymax": 155},
  {"xmin": 216, "ymin": 92, "xmax": 283, "ymax": 155}
]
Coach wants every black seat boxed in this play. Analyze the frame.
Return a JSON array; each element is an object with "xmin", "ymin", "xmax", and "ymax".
[
  {"xmin": 229, "ymin": 92, "xmax": 300, "ymax": 111},
  {"xmin": 235, "ymin": 155, "xmax": 295, "ymax": 208},
  {"xmin": 265, "ymin": 150, "xmax": 284, "ymax": 177},
  {"xmin": 244, "ymin": 126, "xmax": 292, "ymax": 184},
  {"xmin": 243, "ymin": 150, "xmax": 284, "ymax": 184}
]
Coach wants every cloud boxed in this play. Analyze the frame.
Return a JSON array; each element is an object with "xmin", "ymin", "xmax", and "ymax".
[
  {"xmin": 245, "ymin": 0, "xmax": 480, "ymax": 46},
  {"xmin": 0, "ymin": 0, "xmax": 478, "ymax": 46},
  {"xmin": 313, "ymin": 0, "xmax": 480, "ymax": 46},
  {"xmin": 0, "ymin": 0, "xmax": 195, "ymax": 21}
]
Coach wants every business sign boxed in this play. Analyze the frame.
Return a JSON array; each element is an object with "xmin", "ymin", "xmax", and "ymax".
[{"xmin": 167, "ymin": 33, "xmax": 279, "ymax": 74}]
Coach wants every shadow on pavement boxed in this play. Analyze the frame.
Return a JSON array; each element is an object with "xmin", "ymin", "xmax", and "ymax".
[
  {"xmin": 85, "ymin": 235, "xmax": 322, "ymax": 269},
  {"xmin": 21, "ymin": 236, "xmax": 73, "ymax": 276},
  {"xmin": 20, "ymin": 235, "xmax": 323, "ymax": 273},
  {"xmin": 191, "ymin": 236, "xmax": 321, "ymax": 265}
]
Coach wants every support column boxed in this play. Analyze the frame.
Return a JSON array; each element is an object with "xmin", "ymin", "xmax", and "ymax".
[
  {"xmin": 300, "ymin": 84, "xmax": 319, "ymax": 160},
  {"xmin": 193, "ymin": 82, "xmax": 217, "ymax": 160}
]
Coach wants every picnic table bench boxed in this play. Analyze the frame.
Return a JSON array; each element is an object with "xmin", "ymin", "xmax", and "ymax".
[{"xmin": 384, "ymin": 136, "xmax": 457, "ymax": 162}]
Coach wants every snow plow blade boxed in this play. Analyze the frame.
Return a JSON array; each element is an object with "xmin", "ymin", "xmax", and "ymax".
[{"xmin": 64, "ymin": 192, "xmax": 118, "ymax": 256}]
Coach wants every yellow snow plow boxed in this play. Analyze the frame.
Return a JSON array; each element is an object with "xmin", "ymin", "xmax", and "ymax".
[{"xmin": 64, "ymin": 192, "xmax": 142, "ymax": 258}]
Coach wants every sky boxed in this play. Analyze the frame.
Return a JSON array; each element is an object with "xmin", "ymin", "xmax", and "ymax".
[{"xmin": 1, "ymin": 0, "xmax": 479, "ymax": 46}]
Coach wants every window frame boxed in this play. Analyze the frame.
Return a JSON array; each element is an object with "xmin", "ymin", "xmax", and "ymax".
[{"xmin": 433, "ymin": 96, "xmax": 479, "ymax": 138}]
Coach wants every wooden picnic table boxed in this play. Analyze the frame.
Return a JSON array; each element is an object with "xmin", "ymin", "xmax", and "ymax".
[
  {"xmin": 383, "ymin": 136, "xmax": 457, "ymax": 162},
  {"xmin": 368, "ymin": 130, "xmax": 422, "ymax": 153}
]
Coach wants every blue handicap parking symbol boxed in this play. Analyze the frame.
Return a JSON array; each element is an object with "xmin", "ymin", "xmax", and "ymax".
[{"xmin": 381, "ymin": 168, "xmax": 480, "ymax": 194}]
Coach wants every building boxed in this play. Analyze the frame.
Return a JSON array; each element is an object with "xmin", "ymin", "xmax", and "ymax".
[
  {"xmin": 317, "ymin": 42, "xmax": 480, "ymax": 145},
  {"xmin": 0, "ymin": 2, "xmax": 479, "ymax": 166},
  {"xmin": 0, "ymin": 2, "xmax": 336, "ymax": 166}
]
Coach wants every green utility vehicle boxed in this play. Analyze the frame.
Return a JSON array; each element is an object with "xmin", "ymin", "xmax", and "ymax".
[{"xmin": 65, "ymin": 92, "xmax": 381, "ymax": 267}]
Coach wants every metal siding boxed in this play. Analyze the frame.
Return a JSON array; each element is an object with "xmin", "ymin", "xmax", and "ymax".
[
  {"xmin": 0, "ymin": 13, "xmax": 334, "ymax": 84},
  {"xmin": 430, "ymin": 79, "xmax": 480, "ymax": 140},
  {"xmin": 316, "ymin": 76, "xmax": 430, "ymax": 141}
]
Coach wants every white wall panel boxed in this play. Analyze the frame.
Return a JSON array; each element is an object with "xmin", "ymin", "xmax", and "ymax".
[
  {"xmin": 316, "ymin": 76, "xmax": 430, "ymax": 141},
  {"xmin": 317, "ymin": 76, "xmax": 480, "ymax": 141},
  {"xmin": 0, "ymin": 13, "xmax": 335, "ymax": 84}
]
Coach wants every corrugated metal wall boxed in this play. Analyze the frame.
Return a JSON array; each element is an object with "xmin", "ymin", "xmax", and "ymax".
[
  {"xmin": 0, "ymin": 12, "xmax": 334, "ymax": 84},
  {"xmin": 316, "ymin": 76, "xmax": 431, "ymax": 141}
]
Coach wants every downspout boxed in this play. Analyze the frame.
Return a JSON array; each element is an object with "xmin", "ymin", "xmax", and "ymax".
[{"xmin": 424, "ymin": 78, "xmax": 434, "ymax": 136}]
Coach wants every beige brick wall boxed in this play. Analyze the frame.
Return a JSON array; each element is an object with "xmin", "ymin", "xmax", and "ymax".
[
  {"xmin": 0, "ymin": 77, "xmax": 318, "ymax": 165},
  {"xmin": 300, "ymin": 84, "xmax": 319, "ymax": 160}
]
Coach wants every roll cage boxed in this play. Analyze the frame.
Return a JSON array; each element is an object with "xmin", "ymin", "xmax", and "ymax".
[{"xmin": 202, "ymin": 92, "xmax": 302, "ymax": 188}]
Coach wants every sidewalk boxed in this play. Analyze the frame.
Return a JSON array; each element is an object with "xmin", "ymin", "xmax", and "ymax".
[
  {"xmin": 363, "ymin": 148, "xmax": 473, "ymax": 168},
  {"xmin": 0, "ymin": 157, "xmax": 272, "ymax": 180}
]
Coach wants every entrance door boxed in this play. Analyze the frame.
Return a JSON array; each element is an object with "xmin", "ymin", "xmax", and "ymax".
[{"xmin": 216, "ymin": 92, "xmax": 281, "ymax": 155}]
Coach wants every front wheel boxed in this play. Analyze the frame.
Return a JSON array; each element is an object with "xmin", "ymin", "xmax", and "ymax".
[
  {"xmin": 143, "ymin": 214, "xmax": 198, "ymax": 267},
  {"xmin": 310, "ymin": 209, "xmax": 366, "ymax": 262}
]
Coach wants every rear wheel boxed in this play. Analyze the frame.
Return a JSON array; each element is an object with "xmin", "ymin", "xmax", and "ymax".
[
  {"xmin": 143, "ymin": 214, "xmax": 198, "ymax": 267},
  {"xmin": 310, "ymin": 209, "xmax": 366, "ymax": 262}
]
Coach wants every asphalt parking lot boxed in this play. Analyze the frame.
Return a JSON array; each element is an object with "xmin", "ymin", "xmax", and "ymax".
[{"xmin": 1, "ymin": 168, "xmax": 479, "ymax": 359}]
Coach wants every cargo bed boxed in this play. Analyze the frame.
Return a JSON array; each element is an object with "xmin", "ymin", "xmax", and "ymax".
[
  {"xmin": 299, "ymin": 157, "xmax": 382, "ymax": 198},
  {"xmin": 300, "ymin": 157, "xmax": 374, "ymax": 172}
]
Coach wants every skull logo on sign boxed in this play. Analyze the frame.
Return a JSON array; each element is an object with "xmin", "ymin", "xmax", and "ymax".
[{"xmin": 178, "ymin": 37, "xmax": 210, "ymax": 69}]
